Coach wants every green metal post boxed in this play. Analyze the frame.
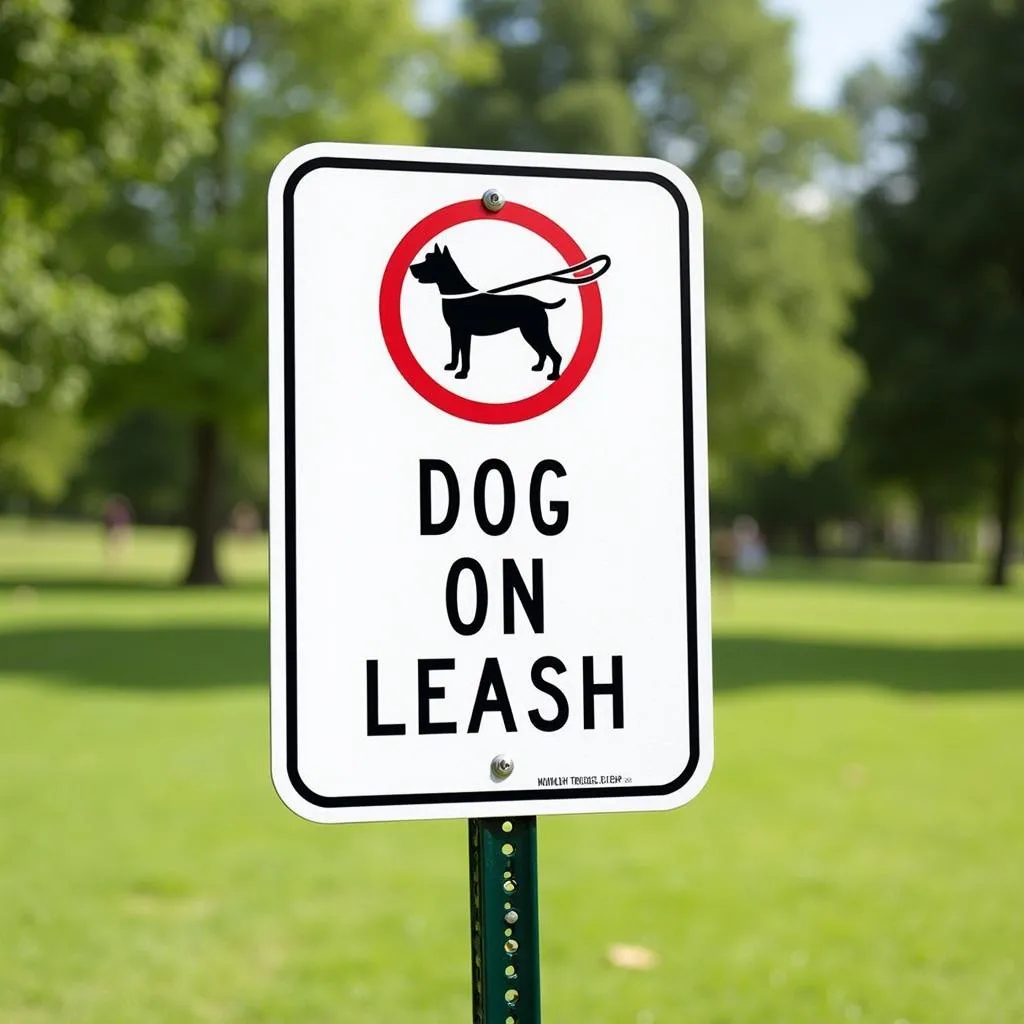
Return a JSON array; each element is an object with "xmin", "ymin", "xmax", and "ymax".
[{"xmin": 468, "ymin": 817, "xmax": 541, "ymax": 1024}]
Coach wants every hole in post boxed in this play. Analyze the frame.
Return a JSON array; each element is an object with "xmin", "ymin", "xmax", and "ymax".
[
  {"xmin": 501, "ymin": 842, "xmax": 515, "ymax": 855},
  {"xmin": 504, "ymin": 927, "xmax": 512, "ymax": 937},
  {"xmin": 505, "ymin": 1017, "xmax": 516, "ymax": 1024},
  {"xmin": 505, "ymin": 989, "xmax": 519, "ymax": 1005},
  {"xmin": 505, "ymin": 965, "xmax": 517, "ymax": 978},
  {"xmin": 503, "ymin": 879, "xmax": 517, "ymax": 893},
  {"xmin": 503, "ymin": 870, "xmax": 512, "ymax": 879},
  {"xmin": 501, "ymin": 821, "xmax": 513, "ymax": 833}
]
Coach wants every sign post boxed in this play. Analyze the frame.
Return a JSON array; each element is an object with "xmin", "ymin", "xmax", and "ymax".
[
  {"xmin": 469, "ymin": 817, "xmax": 540, "ymax": 1024},
  {"xmin": 268, "ymin": 142, "xmax": 712, "ymax": 1021}
]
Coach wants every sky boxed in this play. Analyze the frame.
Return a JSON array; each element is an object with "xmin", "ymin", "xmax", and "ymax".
[
  {"xmin": 419, "ymin": 0, "xmax": 934, "ymax": 110},
  {"xmin": 766, "ymin": 0, "xmax": 932, "ymax": 107}
]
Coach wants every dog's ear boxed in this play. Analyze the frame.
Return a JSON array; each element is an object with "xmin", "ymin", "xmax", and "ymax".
[
  {"xmin": 442, "ymin": 245, "xmax": 450, "ymax": 256},
  {"xmin": 432, "ymin": 243, "xmax": 441, "ymax": 255}
]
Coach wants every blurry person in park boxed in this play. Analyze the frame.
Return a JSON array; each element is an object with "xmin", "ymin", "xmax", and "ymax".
[
  {"xmin": 734, "ymin": 515, "xmax": 768, "ymax": 575},
  {"xmin": 101, "ymin": 495, "xmax": 134, "ymax": 563},
  {"xmin": 230, "ymin": 501, "xmax": 261, "ymax": 539},
  {"xmin": 712, "ymin": 523, "xmax": 738, "ymax": 610}
]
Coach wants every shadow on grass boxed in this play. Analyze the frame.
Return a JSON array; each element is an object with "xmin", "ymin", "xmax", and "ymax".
[
  {"xmin": 714, "ymin": 636, "xmax": 1024, "ymax": 693},
  {"xmin": 0, "ymin": 626, "xmax": 267, "ymax": 690},
  {"xmin": 0, "ymin": 624, "xmax": 1021, "ymax": 695}
]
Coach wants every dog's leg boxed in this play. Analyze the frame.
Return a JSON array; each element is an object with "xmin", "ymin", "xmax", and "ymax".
[
  {"xmin": 520, "ymin": 329, "xmax": 547, "ymax": 372},
  {"xmin": 453, "ymin": 332, "xmax": 472, "ymax": 379},
  {"xmin": 522, "ymin": 322, "xmax": 561, "ymax": 381},
  {"xmin": 444, "ymin": 329, "xmax": 458, "ymax": 372},
  {"xmin": 547, "ymin": 346, "xmax": 562, "ymax": 381}
]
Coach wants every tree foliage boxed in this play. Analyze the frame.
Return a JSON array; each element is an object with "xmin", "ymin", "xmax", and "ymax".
[
  {"xmin": 430, "ymin": 0, "xmax": 864, "ymax": 481},
  {"xmin": 0, "ymin": 0, "xmax": 217, "ymax": 499},
  {"xmin": 87, "ymin": 0, "xmax": 487, "ymax": 582},
  {"xmin": 852, "ymin": 0, "xmax": 1024, "ymax": 585}
]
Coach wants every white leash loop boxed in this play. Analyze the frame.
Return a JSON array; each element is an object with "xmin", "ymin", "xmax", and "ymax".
[{"xmin": 443, "ymin": 254, "xmax": 611, "ymax": 300}]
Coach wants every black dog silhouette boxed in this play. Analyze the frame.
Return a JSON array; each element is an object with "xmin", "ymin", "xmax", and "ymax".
[{"xmin": 409, "ymin": 244, "xmax": 564, "ymax": 380}]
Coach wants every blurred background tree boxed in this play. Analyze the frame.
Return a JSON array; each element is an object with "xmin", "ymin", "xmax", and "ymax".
[
  {"xmin": 0, "ymin": 0, "xmax": 215, "ymax": 503},
  {"xmin": 84, "ymin": 0, "xmax": 487, "ymax": 583},
  {"xmin": 719, "ymin": 448, "xmax": 871, "ymax": 557},
  {"xmin": 430, "ymin": 0, "xmax": 865, "ymax": 484},
  {"xmin": 1, "ymin": 0, "xmax": 1021, "ymax": 587},
  {"xmin": 848, "ymin": 0, "xmax": 1024, "ymax": 586}
]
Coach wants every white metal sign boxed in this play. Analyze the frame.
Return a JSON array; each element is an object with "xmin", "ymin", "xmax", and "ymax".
[{"xmin": 268, "ymin": 142, "xmax": 712, "ymax": 823}]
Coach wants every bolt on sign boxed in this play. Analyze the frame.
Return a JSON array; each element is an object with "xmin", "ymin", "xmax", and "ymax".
[{"xmin": 268, "ymin": 143, "xmax": 713, "ymax": 824}]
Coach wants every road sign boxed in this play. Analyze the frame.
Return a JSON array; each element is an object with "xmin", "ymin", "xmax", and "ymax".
[{"xmin": 268, "ymin": 142, "xmax": 712, "ymax": 824}]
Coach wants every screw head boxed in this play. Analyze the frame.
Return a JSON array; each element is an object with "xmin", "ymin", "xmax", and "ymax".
[
  {"xmin": 491, "ymin": 754, "xmax": 514, "ymax": 779},
  {"xmin": 482, "ymin": 188, "xmax": 506, "ymax": 212}
]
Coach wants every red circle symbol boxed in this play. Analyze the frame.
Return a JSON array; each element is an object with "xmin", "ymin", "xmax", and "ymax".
[{"xmin": 379, "ymin": 200, "xmax": 603, "ymax": 424}]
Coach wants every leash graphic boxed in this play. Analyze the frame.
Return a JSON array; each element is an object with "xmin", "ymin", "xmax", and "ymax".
[{"xmin": 443, "ymin": 254, "xmax": 611, "ymax": 300}]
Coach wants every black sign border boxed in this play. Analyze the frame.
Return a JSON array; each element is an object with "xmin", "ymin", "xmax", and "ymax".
[{"xmin": 280, "ymin": 154, "xmax": 702, "ymax": 809}]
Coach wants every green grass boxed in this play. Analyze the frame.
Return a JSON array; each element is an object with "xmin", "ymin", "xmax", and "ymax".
[{"xmin": 1, "ymin": 521, "xmax": 1022, "ymax": 1023}]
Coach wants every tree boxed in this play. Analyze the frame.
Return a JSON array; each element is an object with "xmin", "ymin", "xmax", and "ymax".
[
  {"xmin": 0, "ymin": 0, "xmax": 216, "ymax": 503},
  {"xmin": 851, "ymin": 0, "xmax": 1024, "ymax": 586},
  {"xmin": 725, "ymin": 448, "xmax": 871, "ymax": 557},
  {"xmin": 429, "ymin": 0, "xmax": 864, "ymax": 483},
  {"xmin": 60, "ymin": 410, "xmax": 191, "ymax": 524},
  {"xmin": 840, "ymin": 61, "xmax": 968, "ymax": 563},
  {"xmin": 91, "ymin": 0, "xmax": 487, "ymax": 583}
]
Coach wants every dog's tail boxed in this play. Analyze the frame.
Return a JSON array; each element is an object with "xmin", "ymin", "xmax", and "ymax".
[{"xmin": 539, "ymin": 297, "xmax": 566, "ymax": 309}]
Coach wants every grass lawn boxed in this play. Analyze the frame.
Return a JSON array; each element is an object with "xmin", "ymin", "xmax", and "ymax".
[{"xmin": 0, "ymin": 520, "xmax": 1022, "ymax": 1023}]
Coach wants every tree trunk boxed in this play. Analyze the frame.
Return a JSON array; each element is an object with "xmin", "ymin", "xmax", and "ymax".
[
  {"xmin": 989, "ymin": 418, "xmax": 1021, "ymax": 588},
  {"xmin": 178, "ymin": 39, "xmax": 246, "ymax": 589},
  {"xmin": 179, "ymin": 48, "xmax": 237, "ymax": 589},
  {"xmin": 799, "ymin": 520, "xmax": 820, "ymax": 559},
  {"xmin": 183, "ymin": 419, "xmax": 223, "ymax": 586},
  {"xmin": 915, "ymin": 501, "xmax": 942, "ymax": 562},
  {"xmin": 852, "ymin": 517, "xmax": 872, "ymax": 558}
]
